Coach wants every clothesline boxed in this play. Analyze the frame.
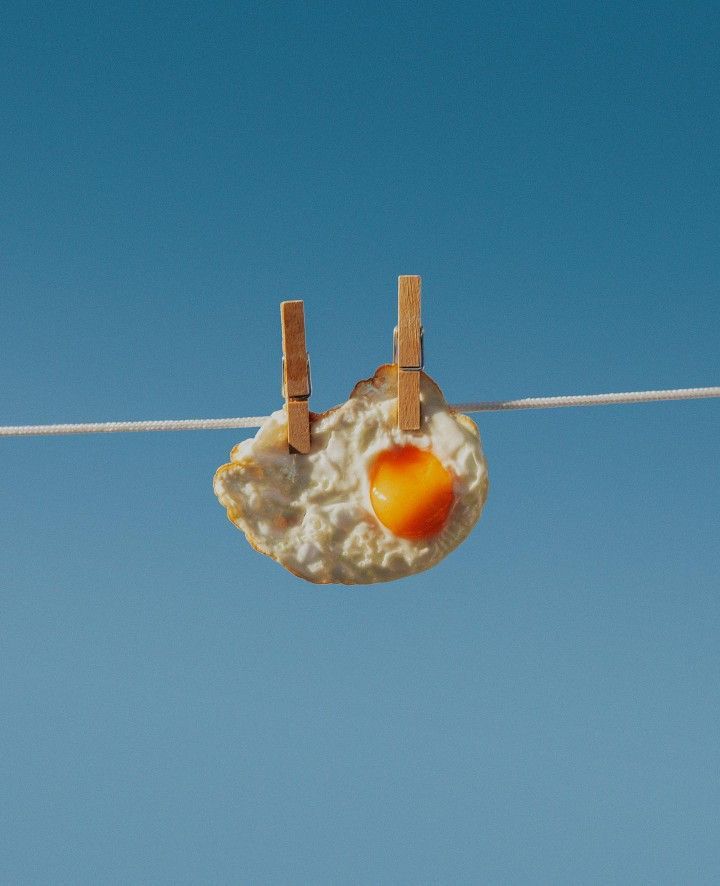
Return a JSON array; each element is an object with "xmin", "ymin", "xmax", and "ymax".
[{"xmin": 0, "ymin": 385, "xmax": 718, "ymax": 438}]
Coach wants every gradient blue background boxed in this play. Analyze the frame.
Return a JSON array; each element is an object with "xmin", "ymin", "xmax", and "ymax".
[{"xmin": 2, "ymin": 2, "xmax": 719, "ymax": 883}]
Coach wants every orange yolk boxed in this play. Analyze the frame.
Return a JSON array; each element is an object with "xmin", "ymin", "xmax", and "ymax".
[{"xmin": 369, "ymin": 445, "xmax": 454, "ymax": 539}]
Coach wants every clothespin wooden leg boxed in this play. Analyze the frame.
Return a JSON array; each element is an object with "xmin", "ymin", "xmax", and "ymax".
[
  {"xmin": 396, "ymin": 275, "xmax": 423, "ymax": 430},
  {"xmin": 280, "ymin": 300, "xmax": 311, "ymax": 454}
]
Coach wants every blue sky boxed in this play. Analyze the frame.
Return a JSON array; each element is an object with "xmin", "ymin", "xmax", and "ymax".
[{"xmin": 1, "ymin": 2, "xmax": 719, "ymax": 883}]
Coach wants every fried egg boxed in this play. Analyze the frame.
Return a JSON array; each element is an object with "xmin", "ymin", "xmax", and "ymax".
[{"xmin": 213, "ymin": 364, "xmax": 489, "ymax": 584}]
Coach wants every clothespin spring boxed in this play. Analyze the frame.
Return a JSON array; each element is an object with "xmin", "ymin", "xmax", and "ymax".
[
  {"xmin": 393, "ymin": 327, "xmax": 424, "ymax": 370},
  {"xmin": 281, "ymin": 356, "xmax": 312, "ymax": 400}
]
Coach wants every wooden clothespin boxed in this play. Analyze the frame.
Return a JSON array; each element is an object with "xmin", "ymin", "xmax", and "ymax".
[
  {"xmin": 395, "ymin": 275, "xmax": 423, "ymax": 430},
  {"xmin": 280, "ymin": 300, "xmax": 311, "ymax": 454}
]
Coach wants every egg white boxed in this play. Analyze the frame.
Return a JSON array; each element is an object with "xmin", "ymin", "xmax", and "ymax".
[{"xmin": 213, "ymin": 364, "xmax": 489, "ymax": 584}]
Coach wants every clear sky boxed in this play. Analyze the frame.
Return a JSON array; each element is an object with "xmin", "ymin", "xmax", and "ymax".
[{"xmin": 1, "ymin": 2, "xmax": 719, "ymax": 883}]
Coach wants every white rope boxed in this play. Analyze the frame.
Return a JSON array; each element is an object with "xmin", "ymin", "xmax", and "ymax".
[
  {"xmin": 453, "ymin": 385, "xmax": 720, "ymax": 413},
  {"xmin": 0, "ymin": 386, "xmax": 718, "ymax": 438},
  {"xmin": 0, "ymin": 416, "xmax": 270, "ymax": 437}
]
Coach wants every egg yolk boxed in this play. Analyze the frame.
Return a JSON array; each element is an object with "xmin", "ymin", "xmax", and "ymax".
[{"xmin": 369, "ymin": 445, "xmax": 454, "ymax": 539}]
